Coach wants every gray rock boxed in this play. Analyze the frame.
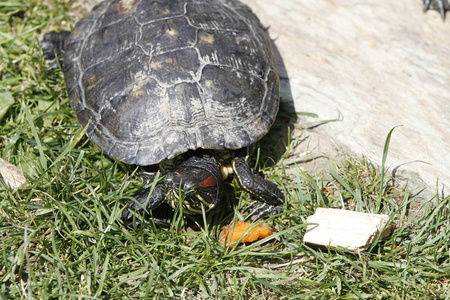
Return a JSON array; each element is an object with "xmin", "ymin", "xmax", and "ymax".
[{"xmin": 242, "ymin": 0, "xmax": 450, "ymax": 200}]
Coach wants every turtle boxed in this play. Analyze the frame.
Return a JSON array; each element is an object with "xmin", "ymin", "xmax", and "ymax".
[{"xmin": 41, "ymin": 0, "xmax": 284, "ymax": 228}]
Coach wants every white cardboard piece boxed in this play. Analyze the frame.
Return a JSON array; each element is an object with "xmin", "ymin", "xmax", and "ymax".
[
  {"xmin": 303, "ymin": 208, "xmax": 392, "ymax": 252},
  {"xmin": 0, "ymin": 158, "xmax": 26, "ymax": 190}
]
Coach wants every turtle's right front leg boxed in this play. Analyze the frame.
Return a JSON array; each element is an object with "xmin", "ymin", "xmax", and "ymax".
[
  {"xmin": 232, "ymin": 157, "xmax": 284, "ymax": 222},
  {"xmin": 122, "ymin": 182, "xmax": 169, "ymax": 228}
]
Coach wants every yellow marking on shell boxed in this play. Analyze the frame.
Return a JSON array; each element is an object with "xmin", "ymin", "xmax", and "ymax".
[
  {"xmin": 85, "ymin": 73, "xmax": 98, "ymax": 85},
  {"xmin": 166, "ymin": 28, "xmax": 177, "ymax": 36},
  {"xmin": 115, "ymin": 0, "xmax": 138, "ymax": 15},
  {"xmin": 199, "ymin": 32, "xmax": 215, "ymax": 44},
  {"xmin": 150, "ymin": 59, "xmax": 162, "ymax": 70},
  {"xmin": 221, "ymin": 164, "xmax": 234, "ymax": 180},
  {"xmin": 128, "ymin": 80, "xmax": 146, "ymax": 101},
  {"xmin": 204, "ymin": 80, "xmax": 215, "ymax": 89},
  {"xmin": 236, "ymin": 36, "xmax": 248, "ymax": 44}
]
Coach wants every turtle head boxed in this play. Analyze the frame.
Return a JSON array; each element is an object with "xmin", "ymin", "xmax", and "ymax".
[{"xmin": 165, "ymin": 156, "xmax": 223, "ymax": 214}]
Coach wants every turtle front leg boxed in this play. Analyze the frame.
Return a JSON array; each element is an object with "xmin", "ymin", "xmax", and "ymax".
[
  {"xmin": 122, "ymin": 182, "xmax": 169, "ymax": 228},
  {"xmin": 232, "ymin": 157, "xmax": 284, "ymax": 221}
]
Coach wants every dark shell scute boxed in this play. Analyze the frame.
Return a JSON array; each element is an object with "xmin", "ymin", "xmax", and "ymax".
[
  {"xmin": 197, "ymin": 29, "xmax": 266, "ymax": 75},
  {"xmin": 186, "ymin": 2, "xmax": 249, "ymax": 32},
  {"xmin": 80, "ymin": 17, "xmax": 140, "ymax": 69},
  {"xmin": 150, "ymin": 48, "xmax": 200, "ymax": 86},
  {"xmin": 166, "ymin": 82, "xmax": 206, "ymax": 127},
  {"xmin": 96, "ymin": 0, "xmax": 139, "ymax": 28},
  {"xmin": 138, "ymin": 17, "xmax": 197, "ymax": 55},
  {"xmin": 99, "ymin": 78, "xmax": 168, "ymax": 142},
  {"xmin": 199, "ymin": 65, "xmax": 264, "ymax": 124},
  {"xmin": 81, "ymin": 47, "xmax": 149, "ymax": 113},
  {"xmin": 134, "ymin": 0, "xmax": 186, "ymax": 24}
]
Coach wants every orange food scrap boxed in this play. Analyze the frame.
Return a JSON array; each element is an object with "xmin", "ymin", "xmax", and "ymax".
[{"xmin": 220, "ymin": 221, "xmax": 275, "ymax": 246}]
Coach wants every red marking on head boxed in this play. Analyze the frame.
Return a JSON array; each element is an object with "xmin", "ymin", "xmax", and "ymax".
[{"xmin": 199, "ymin": 175, "xmax": 217, "ymax": 188}]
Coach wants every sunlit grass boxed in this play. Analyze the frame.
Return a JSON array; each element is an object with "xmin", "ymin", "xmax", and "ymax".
[{"xmin": 1, "ymin": 1, "xmax": 449, "ymax": 298}]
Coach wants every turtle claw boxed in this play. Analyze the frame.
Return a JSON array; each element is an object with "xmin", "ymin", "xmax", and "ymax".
[
  {"xmin": 423, "ymin": 0, "xmax": 450, "ymax": 20},
  {"xmin": 243, "ymin": 201, "xmax": 283, "ymax": 222},
  {"xmin": 123, "ymin": 214, "xmax": 170, "ymax": 229}
]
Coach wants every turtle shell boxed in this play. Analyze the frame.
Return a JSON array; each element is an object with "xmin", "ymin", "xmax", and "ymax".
[{"xmin": 64, "ymin": 0, "xmax": 279, "ymax": 165}]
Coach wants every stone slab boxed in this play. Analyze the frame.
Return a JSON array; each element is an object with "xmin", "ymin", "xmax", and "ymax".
[{"xmin": 242, "ymin": 0, "xmax": 450, "ymax": 199}]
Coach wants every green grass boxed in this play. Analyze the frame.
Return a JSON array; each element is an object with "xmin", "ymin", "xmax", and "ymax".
[{"xmin": 1, "ymin": 1, "xmax": 449, "ymax": 299}]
